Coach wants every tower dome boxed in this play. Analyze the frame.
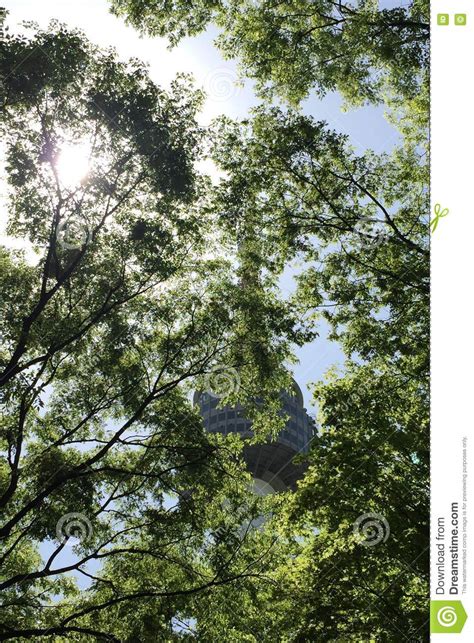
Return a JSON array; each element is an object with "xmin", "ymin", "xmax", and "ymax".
[{"xmin": 194, "ymin": 379, "xmax": 315, "ymax": 491}]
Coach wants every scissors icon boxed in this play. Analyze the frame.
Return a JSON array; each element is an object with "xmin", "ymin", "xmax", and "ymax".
[{"xmin": 430, "ymin": 203, "xmax": 449, "ymax": 233}]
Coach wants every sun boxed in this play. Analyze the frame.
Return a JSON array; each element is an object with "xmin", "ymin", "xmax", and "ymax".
[{"xmin": 55, "ymin": 143, "xmax": 91, "ymax": 189}]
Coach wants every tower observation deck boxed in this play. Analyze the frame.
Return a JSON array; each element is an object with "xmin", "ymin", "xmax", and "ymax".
[{"xmin": 194, "ymin": 379, "xmax": 315, "ymax": 492}]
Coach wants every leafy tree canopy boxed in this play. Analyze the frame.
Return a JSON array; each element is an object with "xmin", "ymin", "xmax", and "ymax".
[
  {"xmin": 0, "ymin": 21, "xmax": 306, "ymax": 640},
  {"xmin": 109, "ymin": 0, "xmax": 429, "ymax": 106},
  {"xmin": 197, "ymin": 105, "xmax": 429, "ymax": 639},
  {"xmin": 0, "ymin": 6, "xmax": 429, "ymax": 640}
]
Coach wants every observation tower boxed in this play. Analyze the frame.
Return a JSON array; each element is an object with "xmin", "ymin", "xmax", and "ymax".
[{"xmin": 193, "ymin": 379, "xmax": 315, "ymax": 492}]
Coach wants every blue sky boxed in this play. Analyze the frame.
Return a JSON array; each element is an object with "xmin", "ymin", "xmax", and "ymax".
[{"xmin": 2, "ymin": 0, "xmax": 400, "ymax": 411}]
